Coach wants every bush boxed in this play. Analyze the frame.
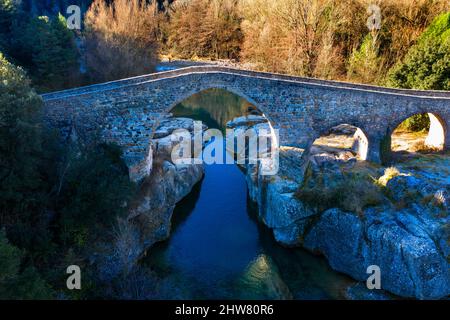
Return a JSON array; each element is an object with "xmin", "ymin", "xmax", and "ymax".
[
  {"xmin": 0, "ymin": 53, "xmax": 57, "ymax": 252},
  {"xmin": 295, "ymin": 166, "xmax": 384, "ymax": 215},
  {"xmin": 387, "ymin": 12, "xmax": 450, "ymax": 90},
  {"xmin": 0, "ymin": 231, "xmax": 54, "ymax": 299},
  {"xmin": 397, "ymin": 113, "xmax": 430, "ymax": 132},
  {"xmin": 84, "ymin": 0, "xmax": 159, "ymax": 82},
  {"xmin": 167, "ymin": 0, "xmax": 243, "ymax": 60},
  {"xmin": 57, "ymin": 143, "xmax": 136, "ymax": 248},
  {"xmin": 347, "ymin": 33, "xmax": 383, "ymax": 84},
  {"xmin": 377, "ymin": 167, "xmax": 400, "ymax": 186},
  {"xmin": 11, "ymin": 13, "xmax": 80, "ymax": 91}
]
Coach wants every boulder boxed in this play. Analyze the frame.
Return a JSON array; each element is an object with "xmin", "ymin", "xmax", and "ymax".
[{"xmin": 303, "ymin": 207, "xmax": 450, "ymax": 299}]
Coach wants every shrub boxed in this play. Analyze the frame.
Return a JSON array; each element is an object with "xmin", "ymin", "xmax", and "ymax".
[
  {"xmin": 347, "ymin": 33, "xmax": 383, "ymax": 84},
  {"xmin": 11, "ymin": 13, "xmax": 80, "ymax": 91},
  {"xmin": 0, "ymin": 231, "xmax": 54, "ymax": 299},
  {"xmin": 377, "ymin": 167, "xmax": 400, "ymax": 186},
  {"xmin": 397, "ymin": 113, "xmax": 430, "ymax": 132},
  {"xmin": 167, "ymin": 0, "xmax": 243, "ymax": 60},
  {"xmin": 387, "ymin": 12, "xmax": 450, "ymax": 90},
  {"xmin": 295, "ymin": 166, "xmax": 384, "ymax": 215},
  {"xmin": 85, "ymin": 0, "xmax": 159, "ymax": 82},
  {"xmin": 57, "ymin": 143, "xmax": 136, "ymax": 248},
  {"xmin": 0, "ymin": 53, "xmax": 57, "ymax": 253}
]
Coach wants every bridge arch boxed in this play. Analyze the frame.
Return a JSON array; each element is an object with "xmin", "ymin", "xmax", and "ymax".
[
  {"xmin": 309, "ymin": 123, "xmax": 371, "ymax": 162},
  {"xmin": 386, "ymin": 111, "xmax": 448, "ymax": 161},
  {"xmin": 158, "ymin": 87, "xmax": 280, "ymax": 168},
  {"xmin": 161, "ymin": 85, "xmax": 279, "ymax": 132}
]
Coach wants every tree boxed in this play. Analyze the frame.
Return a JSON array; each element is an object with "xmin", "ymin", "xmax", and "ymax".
[
  {"xmin": 347, "ymin": 33, "xmax": 383, "ymax": 84},
  {"xmin": 0, "ymin": 0, "xmax": 19, "ymax": 52},
  {"xmin": 0, "ymin": 53, "xmax": 57, "ymax": 254},
  {"xmin": 0, "ymin": 230, "xmax": 54, "ymax": 299},
  {"xmin": 167, "ymin": 0, "xmax": 242, "ymax": 60},
  {"xmin": 84, "ymin": 0, "xmax": 159, "ymax": 83},
  {"xmin": 11, "ymin": 13, "xmax": 80, "ymax": 91},
  {"xmin": 387, "ymin": 12, "xmax": 450, "ymax": 90},
  {"xmin": 57, "ymin": 143, "xmax": 136, "ymax": 248}
]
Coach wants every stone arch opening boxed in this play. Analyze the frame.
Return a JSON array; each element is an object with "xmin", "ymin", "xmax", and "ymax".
[
  {"xmin": 310, "ymin": 124, "xmax": 370, "ymax": 164},
  {"xmin": 152, "ymin": 88, "xmax": 279, "ymax": 170},
  {"xmin": 389, "ymin": 112, "xmax": 446, "ymax": 160}
]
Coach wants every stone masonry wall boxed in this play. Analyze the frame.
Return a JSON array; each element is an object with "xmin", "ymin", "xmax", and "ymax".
[{"xmin": 42, "ymin": 66, "xmax": 450, "ymax": 181}]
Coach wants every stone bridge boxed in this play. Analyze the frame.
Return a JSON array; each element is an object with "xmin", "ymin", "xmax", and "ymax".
[{"xmin": 42, "ymin": 66, "xmax": 450, "ymax": 181}]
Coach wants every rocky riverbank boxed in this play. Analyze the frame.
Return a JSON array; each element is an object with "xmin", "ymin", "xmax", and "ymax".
[
  {"xmin": 228, "ymin": 116, "xmax": 450, "ymax": 300},
  {"xmin": 93, "ymin": 117, "xmax": 205, "ymax": 282}
]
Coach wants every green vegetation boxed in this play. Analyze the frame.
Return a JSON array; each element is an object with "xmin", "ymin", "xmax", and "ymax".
[
  {"xmin": 387, "ymin": 12, "xmax": 450, "ymax": 90},
  {"xmin": 0, "ymin": 231, "xmax": 54, "ymax": 299},
  {"xmin": 57, "ymin": 143, "xmax": 136, "ymax": 248},
  {"xmin": 295, "ymin": 164, "xmax": 384, "ymax": 215},
  {"xmin": 12, "ymin": 13, "xmax": 80, "ymax": 91},
  {"xmin": 0, "ymin": 54, "xmax": 136, "ymax": 298},
  {"xmin": 1, "ymin": 0, "xmax": 449, "ymax": 300},
  {"xmin": 397, "ymin": 113, "xmax": 431, "ymax": 132},
  {"xmin": 347, "ymin": 33, "xmax": 382, "ymax": 84},
  {"xmin": 1, "ymin": 1, "xmax": 449, "ymax": 90},
  {"xmin": 0, "ymin": 1, "xmax": 81, "ymax": 91}
]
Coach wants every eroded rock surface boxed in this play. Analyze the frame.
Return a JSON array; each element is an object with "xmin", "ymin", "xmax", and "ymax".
[
  {"xmin": 228, "ymin": 116, "xmax": 450, "ymax": 299},
  {"xmin": 94, "ymin": 117, "xmax": 204, "ymax": 281}
]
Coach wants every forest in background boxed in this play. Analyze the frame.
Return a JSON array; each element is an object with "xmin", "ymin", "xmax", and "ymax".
[
  {"xmin": 0, "ymin": 0, "xmax": 449, "ymax": 299},
  {"xmin": 0, "ymin": 0, "xmax": 449, "ymax": 91}
]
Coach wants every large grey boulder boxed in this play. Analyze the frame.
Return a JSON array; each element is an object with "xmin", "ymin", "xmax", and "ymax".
[{"xmin": 304, "ymin": 207, "xmax": 450, "ymax": 299}]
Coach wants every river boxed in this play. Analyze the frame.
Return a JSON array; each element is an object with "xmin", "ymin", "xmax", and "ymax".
[{"xmin": 143, "ymin": 89, "xmax": 355, "ymax": 299}]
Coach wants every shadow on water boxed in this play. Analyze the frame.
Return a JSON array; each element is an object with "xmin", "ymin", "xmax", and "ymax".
[{"xmin": 143, "ymin": 88, "xmax": 355, "ymax": 299}]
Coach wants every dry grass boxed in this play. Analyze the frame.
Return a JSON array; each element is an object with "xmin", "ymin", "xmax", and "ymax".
[
  {"xmin": 295, "ymin": 165, "xmax": 384, "ymax": 215},
  {"xmin": 377, "ymin": 166, "xmax": 400, "ymax": 186}
]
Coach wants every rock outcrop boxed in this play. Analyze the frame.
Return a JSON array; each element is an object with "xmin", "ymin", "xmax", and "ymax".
[
  {"xmin": 94, "ymin": 117, "xmax": 205, "ymax": 281},
  {"xmin": 227, "ymin": 116, "xmax": 450, "ymax": 300}
]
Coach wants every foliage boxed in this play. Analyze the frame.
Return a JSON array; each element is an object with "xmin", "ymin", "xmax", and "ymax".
[
  {"xmin": 0, "ymin": 53, "xmax": 56, "ymax": 252},
  {"xmin": 0, "ymin": 54, "xmax": 137, "ymax": 298},
  {"xmin": 347, "ymin": 33, "xmax": 383, "ymax": 84},
  {"xmin": 168, "ymin": 0, "xmax": 243, "ymax": 60},
  {"xmin": 387, "ymin": 12, "xmax": 450, "ymax": 90},
  {"xmin": 397, "ymin": 113, "xmax": 430, "ymax": 132},
  {"xmin": 84, "ymin": 0, "xmax": 159, "ymax": 82},
  {"xmin": 11, "ymin": 13, "xmax": 80, "ymax": 91},
  {"xmin": 57, "ymin": 143, "xmax": 136, "ymax": 248},
  {"xmin": 240, "ymin": 0, "xmax": 364, "ymax": 78},
  {"xmin": 295, "ymin": 165, "xmax": 384, "ymax": 214},
  {"xmin": 0, "ymin": 0, "xmax": 19, "ymax": 52},
  {"xmin": 0, "ymin": 231, "xmax": 54, "ymax": 299}
]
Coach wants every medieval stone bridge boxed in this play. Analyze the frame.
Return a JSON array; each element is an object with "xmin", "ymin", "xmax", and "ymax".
[{"xmin": 42, "ymin": 66, "xmax": 450, "ymax": 181}]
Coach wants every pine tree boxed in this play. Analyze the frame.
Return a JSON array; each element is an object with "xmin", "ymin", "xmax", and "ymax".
[{"xmin": 12, "ymin": 13, "xmax": 80, "ymax": 91}]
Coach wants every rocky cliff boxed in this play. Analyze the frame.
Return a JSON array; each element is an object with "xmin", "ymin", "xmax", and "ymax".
[
  {"xmin": 93, "ymin": 117, "xmax": 204, "ymax": 281},
  {"xmin": 228, "ymin": 116, "xmax": 450, "ymax": 300}
]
